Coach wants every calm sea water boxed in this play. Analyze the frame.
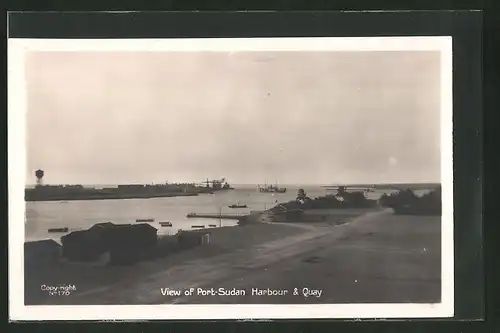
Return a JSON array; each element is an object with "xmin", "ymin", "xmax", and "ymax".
[{"xmin": 25, "ymin": 185, "xmax": 414, "ymax": 243}]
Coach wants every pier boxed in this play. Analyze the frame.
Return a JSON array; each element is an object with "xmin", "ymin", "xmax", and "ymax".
[{"xmin": 186, "ymin": 213, "xmax": 247, "ymax": 220}]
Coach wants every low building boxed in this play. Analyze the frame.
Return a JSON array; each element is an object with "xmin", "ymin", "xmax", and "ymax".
[
  {"xmin": 62, "ymin": 222, "xmax": 159, "ymax": 265},
  {"xmin": 61, "ymin": 230, "xmax": 107, "ymax": 262},
  {"xmin": 24, "ymin": 239, "xmax": 62, "ymax": 266},
  {"xmin": 107, "ymin": 223, "xmax": 158, "ymax": 265},
  {"xmin": 177, "ymin": 230, "xmax": 211, "ymax": 248}
]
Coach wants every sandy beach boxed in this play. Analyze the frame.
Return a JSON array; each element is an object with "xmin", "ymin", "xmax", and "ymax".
[{"xmin": 25, "ymin": 208, "xmax": 440, "ymax": 305}]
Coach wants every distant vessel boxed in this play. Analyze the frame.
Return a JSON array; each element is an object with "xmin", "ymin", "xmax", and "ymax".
[
  {"xmin": 196, "ymin": 178, "xmax": 234, "ymax": 193},
  {"xmin": 228, "ymin": 203, "xmax": 248, "ymax": 208},
  {"xmin": 321, "ymin": 185, "xmax": 376, "ymax": 194},
  {"xmin": 258, "ymin": 181, "xmax": 287, "ymax": 193},
  {"xmin": 136, "ymin": 218, "xmax": 155, "ymax": 223}
]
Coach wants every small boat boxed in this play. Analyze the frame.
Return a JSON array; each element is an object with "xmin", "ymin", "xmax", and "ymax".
[
  {"xmin": 191, "ymin": 225, "xmax": 205, "ymax": 228},
  {"xmin": 208, "ymin": 224, "xmax": 217, "ymax": 227},
  {"xmin": 159, "ymin": 221, "xmax": 173, "ymax": 227},
  {"xmin": 48, "ymin": 227, "xmax": 69, "ymax": 233},
  {"xmin": 136, "ymin": 218, "xmax": 155, "ymax": 223},
  {"xmin": 228, "ymin": 203, "xmax": 247, "ymax": 208}
]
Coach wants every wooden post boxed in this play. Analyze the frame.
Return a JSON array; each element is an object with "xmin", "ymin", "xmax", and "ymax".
[{"xmin": 219, "ymin": 206, "xmax": 222, "ymax": 227}]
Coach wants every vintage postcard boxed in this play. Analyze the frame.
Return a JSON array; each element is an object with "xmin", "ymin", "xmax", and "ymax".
[{"xmin": 8, "ymin": 37, "xmax": 453, "ymax": 320}]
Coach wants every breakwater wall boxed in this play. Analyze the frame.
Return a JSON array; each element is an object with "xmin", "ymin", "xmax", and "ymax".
[{"xmin": 25, "ymin": 191, "xmax": 199, "ymax": 202}]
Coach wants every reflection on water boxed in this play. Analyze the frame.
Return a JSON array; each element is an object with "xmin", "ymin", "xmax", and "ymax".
[
  {"xmin": 25, "ymin": 204, "xmax": 40, "ymax": 236},
  {"xmin": 23, "ymin": 186, "xmax": 429, "ymax": 242}
]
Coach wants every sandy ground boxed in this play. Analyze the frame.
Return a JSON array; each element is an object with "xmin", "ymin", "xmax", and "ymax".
[{"xmin": 25, "ymin": 208, "xmax": 440, "ymax": 305}]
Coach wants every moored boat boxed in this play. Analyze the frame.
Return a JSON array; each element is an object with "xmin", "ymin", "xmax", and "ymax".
[
  {"xmin": 136, "ymin": 218, "xmax": 155, "ymax": 223},
  {"xmin": 228, "ymin": 203, "xmax": 248, "ymax": 208},
  {"xmin": 159, "ymin": 221, "xmax": 173, "ymax": 227},
  {"xmin": 48, "ymin": 227, "xmax": 69, "ymax": 233}
]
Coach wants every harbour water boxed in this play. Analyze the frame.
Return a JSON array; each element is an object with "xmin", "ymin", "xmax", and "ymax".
[{"xmin": 24, "ymin": 185, "xmax": 410, "ymax": 243}]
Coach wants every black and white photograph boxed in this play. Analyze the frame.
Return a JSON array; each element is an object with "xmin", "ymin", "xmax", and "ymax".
[{"xmin": 9, "ymin": 37, "xmax": 453, "ymax": 320}]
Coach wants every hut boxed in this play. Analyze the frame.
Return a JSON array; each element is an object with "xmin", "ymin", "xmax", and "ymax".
[
  {"xmin": 154, "ymin": 234, "xmax": 181, "ymax": 257},
  {"xmin": 61, "ymin": 230, "xmax": 107, "ymax": 262},
  {"xmin": 61, "ymin": 222, "xmax": 117, "ymax": 262},
  {"xmin": 87, "ymin": 222, "xmax": 118, "ymax": 242},
  {"xmin": 61, "ymin": 222, "xmax": 158, "ymax": 264},
  {"xmin": 201, "ymin": 233, "xmax": 211, "ymax": 245},
  {"xmin": 107, "ymin": 223, "xmax": 158, "ymax": 265},
  {"xmin": 177, "ymin": 230, "xmax": 206, "ymax": 249},
  {"xmin": 24, "ymin": 239, "xmax": 62, "ymax": 267},
  {"xmin": 89, "ymin": 222, "xmax": 116, "ymax": 230}
]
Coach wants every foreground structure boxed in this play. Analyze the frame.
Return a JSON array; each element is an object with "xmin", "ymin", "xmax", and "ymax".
[{"xmin": 24, "ymin": 207, "xmax": 440, "ymax": 305}]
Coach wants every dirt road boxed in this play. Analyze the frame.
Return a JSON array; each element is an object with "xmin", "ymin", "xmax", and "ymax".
[{"xmin": 166, "ymin": 210, "xmax": 441, "ymax": 305}]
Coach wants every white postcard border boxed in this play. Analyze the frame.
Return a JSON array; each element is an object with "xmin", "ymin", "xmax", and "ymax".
[{"xmin": 8, "ymin": 36, "xmax": 454, "ymax": 321}]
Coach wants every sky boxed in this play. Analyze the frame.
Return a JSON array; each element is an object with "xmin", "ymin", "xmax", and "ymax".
[{"xmin": 25, "ymin": 50, "xmax": 441, "ymax": 185}]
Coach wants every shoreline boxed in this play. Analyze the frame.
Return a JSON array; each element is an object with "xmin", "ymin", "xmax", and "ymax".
[{"xmin": 24, "ymin": 208, "xmax": 441, "ymax": 305}]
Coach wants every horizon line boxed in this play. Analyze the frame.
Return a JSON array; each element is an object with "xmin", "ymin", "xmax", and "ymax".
[{"xmin": 25, "ymin": 181, "xmax": 441, "ymax": 187}]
